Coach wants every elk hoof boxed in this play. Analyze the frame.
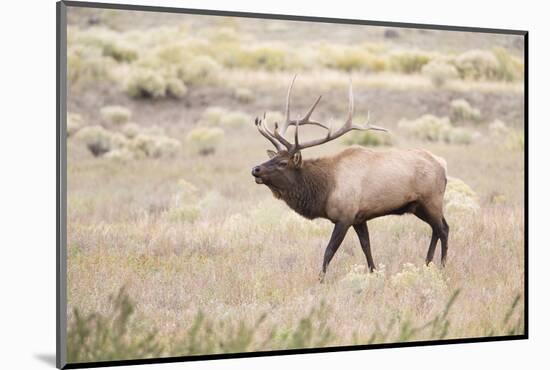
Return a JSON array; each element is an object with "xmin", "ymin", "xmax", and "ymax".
[{"xmin": 318, "ymin": 271, "xmax": 326, "ymax": 284}]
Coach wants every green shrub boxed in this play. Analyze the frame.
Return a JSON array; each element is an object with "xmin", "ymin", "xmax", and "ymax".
[
  {"xmin": 450, "ymin": 99, "xmax": 481, "ymax": 123},
  {"xmin": 442, "ymin": 127, "xmax": 474, "ymax": 145},
  {"xmin": 199, "ymin": 108, "xmax": 251, "ymax": 128},
  {"xmin": 100, "ymin": 105, "xmax": 132, "ymax": 125},
  {"xmin": 199, "ymin": 107, "xmax": 227, "ymax": 126},
  {"xmin": 219, "ymin": 111, "xmax": 251, "ymax": 128},
  {"xmin": 67, "ymin": 288, "xmax": 163, "ymax": 363},
  {"xmin": 344, "ymin": 130, "xmax": 392, "ymax": 146},
  {"xmin": 444, "ymin": 177, "xmax": 479, "ymax": 213},
  {"xmin": 454, "ymin": 49, "xmax": 499, "ymax": 80},
  {"xmin": 493, "ymin": 47, "xmax": 524, "ymax": 82},
  {"xmin": 235, "ymin": 44, "xmax": 292, "ymax": 71},
  {"xmin": 125, "ymin": 67, "xmax": 168, "ymax": 98},
  {"xmin": 321, "ymin": 45, "xmax": 387, "ymax": 72},
  {"xmin": 121, "ymin": 122, "xmax": 140, "ymax": 138},
  {"xmin": 398, "ymin": 114, "xmax": 475, "ymax": 144},
  {"xmin": 390, "ymin": 50, "xmax": 432, "ymax": 73},
  {"xmin": 165, "ymin": 77, "xmax": 188, "ymax": 98},
  {"xmin": 178, "ymin": 55, "xmax": 221, "ymax": 86},
  {"xmin": 74, "ymin": 125, "xmax": 117, "ymax": 156},
  {"xmin": 398, "ymin": 114, "xmax": 452, "ymax": 142},
  {"xmin": 104, "ymin": 148, "xmax": 136, "ymax": 162},
  {"xmin": 67, "ymin": 45, "xmax": 115, "ymax": 86},
  {"xmin": 421, "ymin": 60, "xmax": 458, "ymax": 87},
  {"xmin": 391, "ymin": 263, "xmax": 448, "ymax": 300},
  {"xmin": 128, "ymin": 133, "xmax": 181, "ymax": 159},
  {"xmin": 185, "ymin": 127, "xmax": 225, "ymax": 155},
  {"xmin": 72, "ymin": 27, "xmax": 138, "ymax": 63}
]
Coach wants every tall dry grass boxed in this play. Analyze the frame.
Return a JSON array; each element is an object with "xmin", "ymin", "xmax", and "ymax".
[{"xmin": 67, "ymin": 128, "xmax": 525, "ymax": 361}]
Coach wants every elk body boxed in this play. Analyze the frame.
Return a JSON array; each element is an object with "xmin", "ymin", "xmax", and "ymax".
[{"xmin": 252, "ymin": 77, "xmax": 449, "ymax": 282}]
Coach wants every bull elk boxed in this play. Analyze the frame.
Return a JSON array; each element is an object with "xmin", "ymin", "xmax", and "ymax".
[{"xmin": 251, "ymin": 77, "xmax": 449, "ymax": 282}]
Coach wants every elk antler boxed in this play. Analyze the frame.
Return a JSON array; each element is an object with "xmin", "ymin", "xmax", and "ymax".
[
  {"xmin": 292, "ymin": 81, "xmax": 388, "ymax": 152},
  {"xmin": 255, "ymin": 77, "xmax": 388, "ymax": 153}
]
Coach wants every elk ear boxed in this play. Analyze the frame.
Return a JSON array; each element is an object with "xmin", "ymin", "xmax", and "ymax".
[
  {"xmin": 266, "ymin": 150, "xmax": 277, "ymax": 159},
  {"xmin": 292, "ymin": 151, "xmax": 302, "ymax": 167}
]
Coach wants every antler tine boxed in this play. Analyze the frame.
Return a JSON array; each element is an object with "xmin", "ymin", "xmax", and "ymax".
[
  {"xmin": 255, "ymin": 115, "xmax": 286, "ymax": 151},
  {"xmin": 281, "ymin": 76, "xmax": 328, "ymax": 135},
  {"xmin": 280, "ymin": 74, "xmax": 297, "ymax": 135},
  {"xmin": 293, "ymin": 80, "xmax": 388, "ymax": 151},
  {"xmin": 301, "ymin": 95, "xmax": 322, "ymax": 122},
  {"xmin": 273, "ymin": 122, "xmax": 293, "ymax": 150},
  {"xmin": 347, "ymin": 80, "xmax": 354, "ymax": 125}
]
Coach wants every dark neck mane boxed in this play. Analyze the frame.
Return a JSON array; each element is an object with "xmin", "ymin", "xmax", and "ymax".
[{"xmin": 279, "ymin": 159, "xmax": 333, "ymax": 220}]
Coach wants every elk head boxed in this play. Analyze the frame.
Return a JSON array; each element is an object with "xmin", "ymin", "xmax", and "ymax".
[{"xmin": 251, "ymin": 76, "xmax": 387, "ymax": 195}]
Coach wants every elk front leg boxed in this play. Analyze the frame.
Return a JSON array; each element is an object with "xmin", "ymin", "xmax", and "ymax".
[
  {"xmin": 319, "ymin": 222, "xmax": 349, "ymax": 283},
  {"xmin": 353, "ymin": 222, "xmax": 376, "ymax": 272}
]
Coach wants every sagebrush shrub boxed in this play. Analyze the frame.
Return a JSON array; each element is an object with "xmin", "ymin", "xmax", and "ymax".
[
  {"xmin": 454, "ymin": 49, "xmax": 499, "ymax": 80},
  {"xmin": 125, "ymin": 67, "xmax": 167, "ymax": 98},
  {"xmin": 390, "ymin": 50, "xmax": 432, "ymax": 73},
  {"xmin": 344, "ymin": 130, "xmax": 392, "ymax": 147},
  {"xmin": 199, "ymin": 108, "xmax": 251, "ymax": 128},
  {"xmin": 493, "ymin": 47, "xmax": 524, "ymax": 82},
  {"xmin": 450, "ymin": 99, "xmax": 481, "ymax": 123},
  {"xmin": 67, "ymin": 44, "xmax": 115, "ymax": 86},
  {"xmin": 219, "ymin": 111, "xmax": 251, "ymax": 128},
  {"xmin": 128, "ymin": 132, "xmax": 181, "ymax": 159},
  {"xmin": 74, "ymin": 125, "xmax": 115, "ymax": 156},
  {"xmin": 421, "ymin": 60, "xmax": 458, "ymax": 87},
  {"xmin": 199, "ymin": 107, "xmax": 227, "ymax": 126},
  {"xmin": 121, "ymin": 122, "xmax": 140, "ymax": 138},
  {"xmin": 444, "ymin": 177, "xmax": 480, "ymax": 214},
  {"xmin": 100, "ymin": 105, "xmax": 132, "ymax": 125},
  {"xmin": 185, "ymin": 127, "xmax": 224, "ymax": 155},
  {"xmin": 398, "ymin": 114, "xmax": 452, "ymax": 142},
  {"xmin": 72, "ymin": 27, "xmax": 138, "ymax": 63},
  {"xmin": 320, "ymin": 45, "xmax": 387, "ymax": 72},
  {"xmin": 178, "ymin": 55, "xmax": 221, "ymax": 86},
  {"xmin": 67, "ymin": 288, "xmax": 162, "ymax": 363},
  {"xmin": 398, "ymin": 114, "xmax": 475, "ymax": 144}
]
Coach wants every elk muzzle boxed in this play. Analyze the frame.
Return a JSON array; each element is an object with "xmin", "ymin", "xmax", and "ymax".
[{"xmin": 251, "ymin": 166, "xmax": 264, "ymax": 184}]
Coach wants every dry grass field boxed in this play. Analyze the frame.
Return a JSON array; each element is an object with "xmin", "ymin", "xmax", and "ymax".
[{"xmin": 65, "ymin": 7, "xmax": 525, "ymax": 363}]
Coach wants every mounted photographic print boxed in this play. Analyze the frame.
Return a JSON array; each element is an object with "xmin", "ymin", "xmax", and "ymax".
[{"xmin": 57, "ymin": 1, "xmax": 527, "ymax": 368}]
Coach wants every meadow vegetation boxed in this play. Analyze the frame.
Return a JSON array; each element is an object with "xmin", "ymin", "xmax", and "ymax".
[{"xmin": 66, "ymin": 8, "xmax": 525, "ymax": 363}]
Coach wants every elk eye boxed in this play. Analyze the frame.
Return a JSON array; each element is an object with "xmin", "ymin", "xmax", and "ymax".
[{"xmin": 278, "ymin": 161, "xmax": 288, "ymax": 167}]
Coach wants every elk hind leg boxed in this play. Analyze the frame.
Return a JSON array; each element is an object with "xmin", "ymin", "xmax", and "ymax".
[
  {"xmin": 414, "ymin": 205, "xmax": 445, "ymax": 266},
  {"xmin": 440, "ymin": 216, "xmax": 449, "ymax": 266},
  {"xmin": 353, "ymin": 222, "xmax": 376, "ymax": 272}
]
